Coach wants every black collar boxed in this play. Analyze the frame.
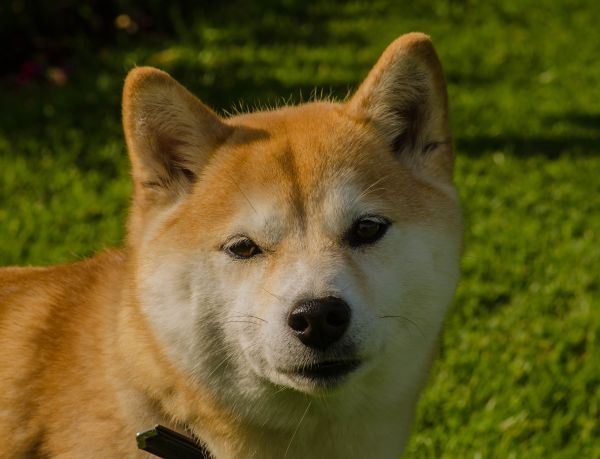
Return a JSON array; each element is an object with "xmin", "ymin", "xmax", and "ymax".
[{"xmin": 137, "ymin": 424, "xmax": 212, "ymax": 458}]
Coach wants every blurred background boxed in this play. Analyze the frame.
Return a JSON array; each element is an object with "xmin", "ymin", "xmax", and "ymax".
[{"xmin": 0, "ymin": 0, "xmax": 598, "ymax": 457}]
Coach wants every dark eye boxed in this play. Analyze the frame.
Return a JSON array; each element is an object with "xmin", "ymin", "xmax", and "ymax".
[
  {"xmin": 225, "ymin": 237, "xmax": 262, "ymax": 259},
  {"xmin": 347, "ymin": 216, "xmax": 390, "ymax": 248}
]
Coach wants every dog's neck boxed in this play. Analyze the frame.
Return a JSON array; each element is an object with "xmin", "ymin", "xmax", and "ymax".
[{"xmin": 112, "ymin": 291, "xmax": 224, "ymax": 454}]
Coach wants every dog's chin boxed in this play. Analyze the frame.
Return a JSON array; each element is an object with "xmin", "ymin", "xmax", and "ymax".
[{"xmin": 273, "ymin": 359, "xmax": 362, "ymax": 393}]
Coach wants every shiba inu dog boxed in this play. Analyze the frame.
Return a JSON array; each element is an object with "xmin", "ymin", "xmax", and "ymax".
[{"xmin": 0, "ymin": 33, "xmax": 462, "ymax": 458}]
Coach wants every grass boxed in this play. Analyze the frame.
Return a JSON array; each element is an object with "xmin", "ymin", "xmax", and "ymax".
[{"xmin": 1, "ymin": 0, "xmax": 599, "ymax": 457}]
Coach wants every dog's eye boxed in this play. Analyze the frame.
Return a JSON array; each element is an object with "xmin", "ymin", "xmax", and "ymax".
[
  {"xmin": 225, "ymin": 237, "xmax": 262, "ymax": 259},
  {"xmin": 347, "ymin": 216, "xmax": 390, "ymax": 248}
]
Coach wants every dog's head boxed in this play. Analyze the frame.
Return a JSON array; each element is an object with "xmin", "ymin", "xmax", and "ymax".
[{"xmin": 123, "ymin": 33, "xmax": 462, "ymax": 416}]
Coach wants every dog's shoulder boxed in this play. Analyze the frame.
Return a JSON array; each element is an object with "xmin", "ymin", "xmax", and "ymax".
[
  {"xmin": 0, "ymin": 249, "xmax": 126, "ymax": 319},
  {"xmin": 0, "ymin": 249, "xmax": 127, "ymax": 368},
  {"xmin": 0, "ymin": 250, "xmax": 129, "ymax": 457},
  {"xmin": 0, "ymin": 250, "xmax": 127, "ymax": 382}
]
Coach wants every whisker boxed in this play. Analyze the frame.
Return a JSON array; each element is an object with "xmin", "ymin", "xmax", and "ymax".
[
  {"xmin": 261, "ymin": 287, "xmax": 285, "ymax": 302},
  {"xmin": 378, "ymin": 314, "xmax": 426, "ymax": 339},
  {"xmin": 207, "ymin": 354, "xmax": 231, "ymax": 379},
  {"xmin": 272, "ymin": 385, "xmax": 288, "ymax": 396},
  {"xmin": 352, "ymin": 174, "xmax": 392, "ymax": 207},
  {"xmin": 226, "ymin": 171, "xmax": 257, "ymax": 213},
  {"xmin": 223, "ymin": 320, "xmax": 262, "ymax": 326},
  {"xmin": 285, "ymin": 399, "xmax": 312, "ymax": 458},
  {"xmin": 356, "ymin": 185, "xmax": 386, "ymax": 202},
  {"xmin": 246, "ymin": 314, "xmax": 268, "ymax": 323},
  {"xmin": 229, "ymin": 313, "xmax": 268, "ymax": 323}
]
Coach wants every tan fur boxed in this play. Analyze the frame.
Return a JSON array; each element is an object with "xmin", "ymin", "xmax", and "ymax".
[{"xmin": 0, "ymin": 33, "xmax": 461, "ymax": 458}]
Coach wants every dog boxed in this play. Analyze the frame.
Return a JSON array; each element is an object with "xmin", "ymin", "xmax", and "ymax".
[{"xmin": 0, "ymin": 32, "xmax": 462, "ymax": 458}]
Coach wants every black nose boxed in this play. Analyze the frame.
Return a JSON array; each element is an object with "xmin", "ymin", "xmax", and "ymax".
[{"xmin": 287, "ymin": 296, "xmax": 351, "ymax": 350}]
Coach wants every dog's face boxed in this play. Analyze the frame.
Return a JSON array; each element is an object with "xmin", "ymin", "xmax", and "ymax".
[{"xmin": 123, "ymin": 33, "xmax": 461, "ymax": 420}]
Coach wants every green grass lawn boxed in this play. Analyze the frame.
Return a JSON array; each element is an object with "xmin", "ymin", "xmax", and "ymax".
[{"xmin": 1, "ymin": 1, "xmax": 599, "ymax": 457}]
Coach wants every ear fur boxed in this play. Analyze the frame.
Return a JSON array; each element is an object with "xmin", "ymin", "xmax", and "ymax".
[
  {"xmin": 347, "ymin": 33, "xmax": 453, "ymax": 179},
  {"xmin": 122, "ymin": 67, "xmax": 232, "ymax": 204}
]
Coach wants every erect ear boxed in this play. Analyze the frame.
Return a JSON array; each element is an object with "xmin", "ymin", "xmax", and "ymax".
[
  {"xmin": 347, "ymin": 33, "xmax": 453, "ymax": 180},
  {"xmin": 122, "ymin": 67, "xmax": 232, "ymax": 205}
]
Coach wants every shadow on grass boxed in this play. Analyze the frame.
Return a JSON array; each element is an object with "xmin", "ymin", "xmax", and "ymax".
[
  {"xmin": 0, "ymin": 0, "xmax": 371, "ymax": 155},
  {"xmin": 457, "ymin": 135, "xmax": 600, "ymax": 157},
  {"xmin": 457, "ymin": 112, "xmax": 600, "ymax": 157}
]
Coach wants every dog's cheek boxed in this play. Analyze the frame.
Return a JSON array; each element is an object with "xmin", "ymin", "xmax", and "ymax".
[
  {"xmin": 373, "ymin": 225, "xmax": 461, "ymax": 342},
  {"xmin": 137, "ymin": 250, "xmax": 214, "ymax": 370},
  {"xmin": 212, "ymin": 260, "xmax": 273, "ymax": 377}
]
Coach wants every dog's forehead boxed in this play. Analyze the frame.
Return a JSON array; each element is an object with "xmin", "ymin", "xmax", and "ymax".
[
  {"xmin": 166, "ymin": 102, "xmax": 454, "ymax": 247},
  {"xmin": 221, "ymin": 102, "xmax": 392, "ymax": 207},
  {"xmin": 178, "ymin": 102, "xmax": 401, "ymax": 243}
]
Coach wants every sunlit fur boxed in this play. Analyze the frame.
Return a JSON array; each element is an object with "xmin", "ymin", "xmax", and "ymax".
[{"xmin": 0, "ymin": 33, "xmax": 462, "ymax": 458}]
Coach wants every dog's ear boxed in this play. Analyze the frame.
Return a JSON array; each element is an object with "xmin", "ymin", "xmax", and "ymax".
[
  {"xmin": 347, "ymin": 33, "xmax": 453, "ymax": 180},
  {"xmin": 123, "ymin": 67, "xmax": 232, "ymax": 205}
]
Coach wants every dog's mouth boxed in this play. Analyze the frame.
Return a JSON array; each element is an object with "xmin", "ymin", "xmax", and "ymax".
[{"xmin": 282, "ymin": 360, "xmax": 361, "ymax": 387}]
